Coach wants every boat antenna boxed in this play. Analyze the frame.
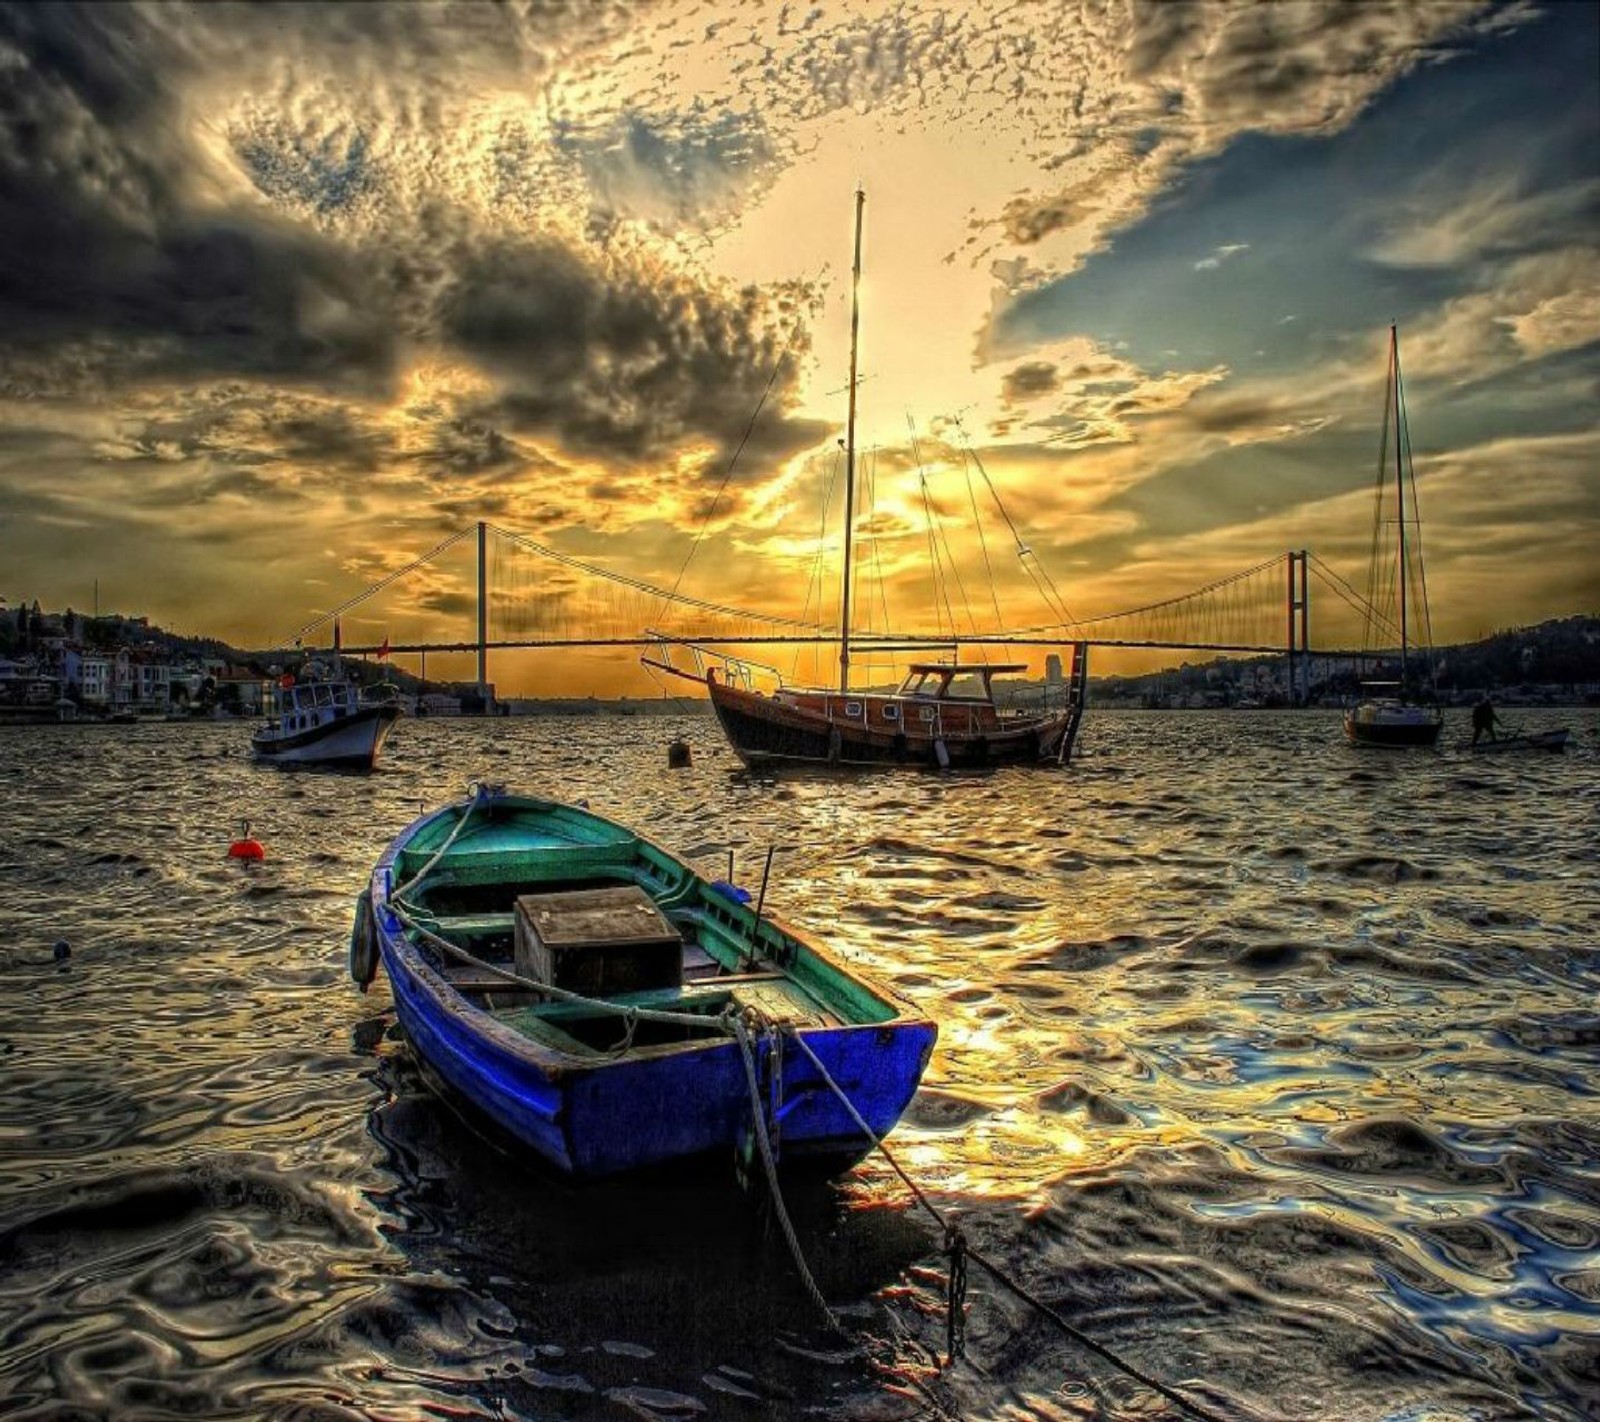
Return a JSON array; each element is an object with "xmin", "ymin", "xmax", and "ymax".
[{"xmin": 839, "ymin": 187, "xmax": 864, "ymax": 693}]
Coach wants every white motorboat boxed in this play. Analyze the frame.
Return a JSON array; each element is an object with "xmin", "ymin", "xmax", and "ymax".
[{"xmin": 251, "ymin": 679, "xmax": 402, "ymax": 770}]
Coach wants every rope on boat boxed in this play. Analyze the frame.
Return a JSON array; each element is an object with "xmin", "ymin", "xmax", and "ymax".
[
  {"xmin": 731, "ymin": 1013, "xmax": 849, "ymax": 1338},
  {"xmin": 389, "ymin": 784, "xmax": 492, "ymax": 902},
  {"xmin": 386, "ymin": 785, "xmax": 744, "ymax": 1033},
  {"xmin": 389, "ymin": 906, "xmax": 744, "ymax": 1032},
  {"xmin": 382, "ymin": 789, "xmax": 1224, "ymax": 1418},
  {"xmin": 786, "ymin": 1033, "xmax": 1231, "ymax": 1422}
]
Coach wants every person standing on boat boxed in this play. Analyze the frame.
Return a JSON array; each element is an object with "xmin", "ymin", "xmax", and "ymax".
[{"xmin": 1471, "ymin": 695, "xmax": 1502, "ymax": 744}]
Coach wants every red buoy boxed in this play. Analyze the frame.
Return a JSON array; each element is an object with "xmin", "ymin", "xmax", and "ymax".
[{"xmin": 228, "ymin": 819, "xmax": 265, "ymax": 862}]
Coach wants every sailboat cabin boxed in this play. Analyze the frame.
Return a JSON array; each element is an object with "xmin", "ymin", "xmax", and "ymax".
[{"xmin": 895, "ymin": 663, "xmax": 1027, "ymax": 702}]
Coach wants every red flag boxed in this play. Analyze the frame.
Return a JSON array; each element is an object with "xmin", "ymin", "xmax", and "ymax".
[{"xmin": 377, "ymin": 636, "xmax": 390, "ymax": 661}]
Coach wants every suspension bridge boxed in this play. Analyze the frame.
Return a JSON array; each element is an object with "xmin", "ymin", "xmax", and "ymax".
[{"xmin": 280, "ymin": 521, "xmax": 1400, "ymax": 703}]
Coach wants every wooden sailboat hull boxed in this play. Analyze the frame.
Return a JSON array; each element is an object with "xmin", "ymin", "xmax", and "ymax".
[{"xmin": 707, "ymin": 675, "xmax": 1076, "ymax": 768}]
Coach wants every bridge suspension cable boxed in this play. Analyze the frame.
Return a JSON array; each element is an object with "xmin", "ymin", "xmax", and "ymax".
[
  {"xmin": 278, "ymin": 515, "xmax": 1393, "ymax": 674},
  {"xmin": 290, "ymin": 528, "xmax": 475, "ymax": 645}
]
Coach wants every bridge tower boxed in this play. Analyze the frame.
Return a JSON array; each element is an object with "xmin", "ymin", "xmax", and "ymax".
[
  {"xmin": 1286, "ymin": 549, "xmax": 1309, "ymax": 704},
  {"xmin": 477, "ymin": 520, "xmax": 489, "ymax": 701}
]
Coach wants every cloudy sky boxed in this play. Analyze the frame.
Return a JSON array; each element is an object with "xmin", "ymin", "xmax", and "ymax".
[{"xmin": 1, "ymin": 0, "xmax": 1595, "ymax": 693}]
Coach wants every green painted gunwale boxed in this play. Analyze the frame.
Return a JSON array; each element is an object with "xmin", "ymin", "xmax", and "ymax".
[{"xmin": 391, "ymin": 796, "xmax": 895, "ymax": 1028}]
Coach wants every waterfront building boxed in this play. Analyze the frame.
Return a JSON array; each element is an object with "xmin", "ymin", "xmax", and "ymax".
[{"xmin": 214, "ymin": 668, "xmax": 268, "ymax": 715}]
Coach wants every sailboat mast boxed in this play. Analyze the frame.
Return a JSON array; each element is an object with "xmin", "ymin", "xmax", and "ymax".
[
  {"xmin": 1392, "ymin": 323, "xmax": 1408, "ymax": 688},
  {"xmin": 839, "ymin": 188, "xmax": 865, "ymax": 694}
]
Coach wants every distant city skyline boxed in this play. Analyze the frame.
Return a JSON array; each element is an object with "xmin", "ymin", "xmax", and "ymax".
[{"xmin": 1, "ymin": 1, "xmax": 1595, "ymax": 695}]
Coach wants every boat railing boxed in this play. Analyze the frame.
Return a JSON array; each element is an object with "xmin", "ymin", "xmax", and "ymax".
[{"xmin": 641, "ymin": 633, "xmax": 778, "ymax": 694}]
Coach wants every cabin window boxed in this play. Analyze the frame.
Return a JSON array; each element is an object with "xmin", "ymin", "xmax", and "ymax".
[
  {"xmin": 947, "ymin": 672, "xmax": 990, "ymax": 701},
  {"xmin": 845, "ymin": 700, "xmax": 863, "ymax": 718},
  {"xmin": 919, "ymin": 707, "xmax": 937, "ymax": 723},
  {"xmin": 882, "ymin": 704, "xmax": 900, "ymax": 721}
]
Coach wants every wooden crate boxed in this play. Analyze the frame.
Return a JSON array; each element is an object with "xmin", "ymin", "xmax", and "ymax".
[{"xmin": 513, "ymin": 885, "xmax": 683, "ymax": 996}]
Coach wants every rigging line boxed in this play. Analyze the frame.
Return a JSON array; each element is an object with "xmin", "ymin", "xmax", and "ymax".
[
  {"xmin": 793, "ymin": 446, "xmax": 842, "ymax": 681},
  {"xmin": 1396, "ymin": 368, "xmax": 1439, "ymax": 685},
  {"xmin": 1365, "ymin": 340, "xmax": 1394, "ymax": 654},
  {"xmin": 961, "ymin": 444, "xmax": 1007, "ymax": 635},
  {"xmin": 489, "ymin": 523, "xmax": 823, "ymax": 631},
  {"xmin": 917, "ymin": 472, "xmax": 955, "ymax": 643},
  {"xmin": 934, "ymin": 492, "xmax": 986, "ymax": 652},
  {"xmin": 869, "ymin": 449, "xmax": 894, "ymax": 641},
  {"xmin": 910, "ymin": 414, "xmax": 984, "ymax": 653},
  {"xmin": 642, "ymin": 657, "xmax": 693, "ymax": 714},
  {"xmin": 654, "ymin": 324, "xmax": 806, "ymax": 633},
  {"xmin": 1309, "ymin": 559, "xmax": 1399, "ymax": 641},
  {"xmin": 288, "ymin": 527, "xmax": 474, "ymax": 644},
  {"xmin": 858, "ymin": 442, "xmax": 875, "ymax": 639},
  {"xmin": 951, "ymin": 414, "xmax": 1079, "ymax": 628},
  {"xmin": 906, "ymin": 422, "xmax": 948, "ymax": 641}
]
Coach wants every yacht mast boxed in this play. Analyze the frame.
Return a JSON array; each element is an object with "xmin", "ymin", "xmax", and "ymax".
[
  {"xmin": 1392, "ymin": 323, "xmax": 1408, "ymax": 689},
  {"xmin": 839, "ymin": 188, "xmax": 864, "ymax": 694}
]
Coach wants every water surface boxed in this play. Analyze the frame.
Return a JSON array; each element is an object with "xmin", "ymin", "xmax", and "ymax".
[{"xmin": 1, "ymin": 710, "xmax": 1596, "ymax": 1420}]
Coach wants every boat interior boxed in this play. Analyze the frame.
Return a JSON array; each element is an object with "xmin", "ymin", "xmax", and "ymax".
[{"xmin": 388, "ymin": 811, "xmax": 896, "ymax": 1058}]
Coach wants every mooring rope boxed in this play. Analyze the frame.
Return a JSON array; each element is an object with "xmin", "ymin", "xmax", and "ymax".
[
  {"xmin": 387, "ymin": 906, "xmax": 743, "ymax": 1032},
  {"xmin": 786, "ymin": 1033, "xmax": 1231, "ymax": 1422},
  {"xmin": 389, "ymin": 784, "xmax": 491, "ymax": 903},
  {"xmin": 384, "ymin": 790, "xmax": 1226, "ymax": 1419},
  {"xmin": 731, "ymin": 1013, "xmax": 850, "ymax": 1337}
]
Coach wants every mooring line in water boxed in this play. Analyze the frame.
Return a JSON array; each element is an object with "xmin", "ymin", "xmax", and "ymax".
[
  {"xmin": 787, "ymin": 1032, "xmax": 1232, "ymax": 1422},
  {"xmin": 382, "ymin": 787, "xmax": 1224, "ymax": 1417},
  {"xmin": 731, "ymin": 1013, "xmax": 848, "ymax": 1337}
]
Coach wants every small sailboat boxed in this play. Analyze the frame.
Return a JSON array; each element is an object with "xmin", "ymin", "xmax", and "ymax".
[
  {"xmin": 650, "ymin": 190, "xmax": 1086, "ymax": 769},
  {"xmin": 251, "ymin": 675, "xmax": 402, "ymax": 769},
  {"xmin": 1345, "ymin": 324, "xmax": 1443, "ymax": 748},
  {"xmin": 349, "ymin": 787, "xmax": 936, "ymax": 1179}
]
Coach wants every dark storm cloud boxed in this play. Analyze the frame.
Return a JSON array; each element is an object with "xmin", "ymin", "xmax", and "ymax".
[
  {"xmin": 271, "ymin": 406, "xmax": 394, "ymax": 474},
  {"xmin": 415, "ymin": 589, "xmax": 478, "ymax": 620},
  {"xmin": 442, "ymin": 232, "xmax": 829, "ymax": 476},
  {"xmin": 420, "ymin": 418, "xmax": 529, "ymax": 481},
  {"xmin": 1125, "ymin": 0, "xmax": 1209, "ymax": 81},
  {"xmin": 0, "ymin": 4, "xmax": 395, "ymax": 391},
  {"xmin": 90, "ymin": 388, "xmax": 398, "ymax": 492},
  {"xmin": 1001, "ymin": 361, "xmax": 1061, "ymax": 404}
]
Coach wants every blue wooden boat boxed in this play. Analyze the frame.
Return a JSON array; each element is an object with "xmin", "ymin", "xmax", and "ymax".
[{"xmin": 351, "ymin": 788, "xmax": 937, "ymax": 1180}]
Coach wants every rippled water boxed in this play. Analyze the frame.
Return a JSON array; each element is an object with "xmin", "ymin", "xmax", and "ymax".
[{"xmin": 2, "ymin": 710, "xmax": 1597, "ymax": 1421}]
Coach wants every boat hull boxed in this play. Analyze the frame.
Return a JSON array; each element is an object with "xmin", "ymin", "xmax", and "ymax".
[
  {"xmin": 367, "ymin": 796, "xmax": 936, "ymax": 1179},
  {"xmin": 383, "ymin": 949, "xmax": 934, "ymax": 1177},
  {"xmin": 707, "ymin": 677, "xmax": 1073, "ymax": 769},
  {"xmin": 1470, "ymin": 729, "xmax": 1571, "ymax": 754},
  {"xmin": 252, "ymin": 704, "xmax": 400, "ymax": 769},
  {"xmin": 1344, "ymin": 703, "xmax": 1442, "ymax": 747}
]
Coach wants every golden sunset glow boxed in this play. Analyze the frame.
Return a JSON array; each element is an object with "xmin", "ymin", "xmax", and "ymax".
[{"xmin": 1, "ymin": 2, "xmax": 1595, "ymax": 696}]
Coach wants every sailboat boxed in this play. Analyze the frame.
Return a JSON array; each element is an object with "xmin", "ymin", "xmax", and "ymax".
[
  {"xmin": 651, "ymin": 190, "xmax": 1087, "ymax": 770},
  {"xmin": 1344, "ymin": 324, "xmax": 1443, "ymax": 748}
]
